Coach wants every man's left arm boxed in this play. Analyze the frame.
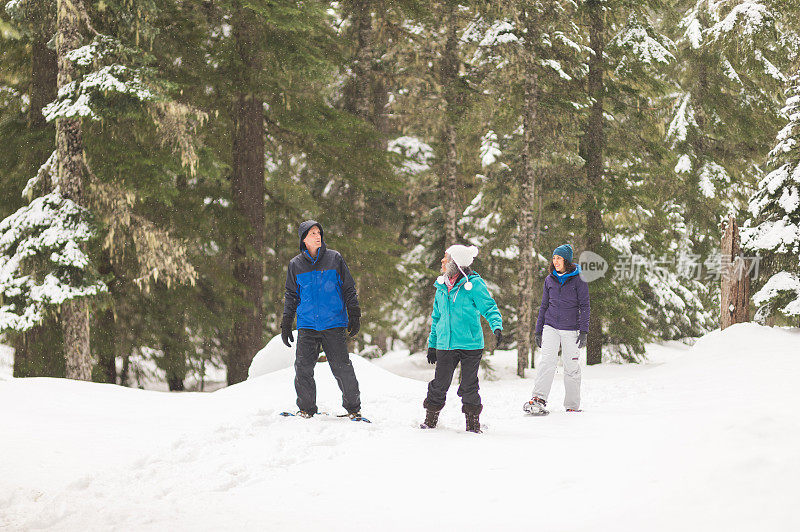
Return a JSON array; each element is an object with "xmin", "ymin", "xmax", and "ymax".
[{"xmin": 337, "ymin": 254, "xmax": 360, "ymax": 314}]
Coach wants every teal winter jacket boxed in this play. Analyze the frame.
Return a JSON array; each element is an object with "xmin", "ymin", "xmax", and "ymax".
[{"xmin": 428, "ymin": 272, "xmax": 503, "ymax": 351}]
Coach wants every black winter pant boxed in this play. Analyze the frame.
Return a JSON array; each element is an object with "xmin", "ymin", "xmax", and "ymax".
[
  {"xmin": 424, "ymin": 349, "xmax": 483, "ymax": 414},
  {"xmin": 295, "ymin": 327, "xmax": 361, "ymax": 414}
]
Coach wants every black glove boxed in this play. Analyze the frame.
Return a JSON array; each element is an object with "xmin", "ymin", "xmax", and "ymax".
[
  {"xmin": 577, "ymin": 331, "xmax": 587, "ymax": 349},
  {"xmin": 347, "ymin": 308, "xmax": 361, "ymax": 337},
  {"xmin": 280, "ymin": 315, "xmax": 294, "ymax": 348},
  {"xmin": 535, "ymin": 333, "xmax": 542, "ymax": 348},
  {"xmin": 427, "ymin": 347, "xmax": 437, "ymax": 364},
  {"xmin": 493, "ymin": 329, "xmax": 503, "ymax": 345}
]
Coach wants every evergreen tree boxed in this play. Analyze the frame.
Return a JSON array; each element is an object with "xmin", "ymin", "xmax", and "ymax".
[
  {"xmin": 743, "ymin": 73, "xmax": 800, "ymax": 322},
  {"xmin": 665, "ymin": 0, "xmax": 790, "ymax": 262},
  {"xmin": 584, "ymin": 3, "xmax": 695, "ymax": 360}
]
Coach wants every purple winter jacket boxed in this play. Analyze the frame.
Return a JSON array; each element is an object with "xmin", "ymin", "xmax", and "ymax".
[{"xmin": 535, "ymin": 263, "xmax": 590, "ymax": 334}]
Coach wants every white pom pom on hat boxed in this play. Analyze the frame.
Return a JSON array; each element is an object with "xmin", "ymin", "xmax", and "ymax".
[{"xmin": 446, "ymin": 244, "xmax": 479, "ymax": 290}]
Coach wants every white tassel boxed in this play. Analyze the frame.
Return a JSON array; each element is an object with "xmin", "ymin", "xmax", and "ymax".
[{"xmin": 464, "ymin": 281, "xmax": 473, "ymax": 290}]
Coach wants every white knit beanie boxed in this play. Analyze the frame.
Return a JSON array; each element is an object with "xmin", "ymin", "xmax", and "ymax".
[{"xmin": 445, "ymin": 244, "xmax": 479, "ymax": 290}]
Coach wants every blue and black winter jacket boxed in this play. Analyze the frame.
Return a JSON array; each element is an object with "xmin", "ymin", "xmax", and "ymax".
[{"xmin": 283, "ymin": 220, "xmax": 360, "ymax": 331}]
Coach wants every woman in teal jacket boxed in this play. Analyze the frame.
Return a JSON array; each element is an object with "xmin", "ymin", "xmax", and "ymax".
[{"xmin": 421, "ymin": 245, "xmax": 503, "ymax": 433}]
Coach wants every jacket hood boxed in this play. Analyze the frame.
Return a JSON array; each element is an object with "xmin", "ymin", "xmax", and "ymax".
[{"xmin": 298, "ymin": 220, "xmax": 325, "ymax": 258}]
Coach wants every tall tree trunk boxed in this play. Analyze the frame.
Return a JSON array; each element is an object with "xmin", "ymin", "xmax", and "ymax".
[
  {"xmin": 517, "ymin": 7, "xmax": 540, "ymax": 377},
  {"xmin": 94, "ymin": 306, "xmax": 118, "ymax": 383},
  {"xmin": 56, "ymin": 0, "xmax": 92, "ymax": 380},
  {"xmin": 30, "ymin": 39, "xmax": 57, "ymax": 129},
  {"xmin": 92, "ymin": 252, "xmax": 117, "ymax": 383},
  {"xmin": 12, "ymin": 320, "xmax": 65, "ymax": 377},
  {"xmin": 530, "ymin": 193, "xmax": 544, "ymax": 369},
  {"xmin": 164, "ymin": 335, "xmax": 187, "ymax": 391},
  {"xmin": 228, "ymin": 7, "xmax": 266, "ymax": 385},
  {"xmin": 120, "ymin": 351, "xmax": 130, "ymax": 387},
  {"xmin": 348, "ymin": 0, "xmax": 373, "ymax": 345},
  {"xmin": 350, "ymin": 0, "xmax": 373, "ymax": 120},
  {"xmin": 584, "ymin": 0, "xmax": 605, "ymax": 366},
  {"xmin": 441, "ymin": 2, "xmax": 459, "ymax": 246}
]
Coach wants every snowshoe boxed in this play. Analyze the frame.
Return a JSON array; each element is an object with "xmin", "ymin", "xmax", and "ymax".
[
  {"xmin": 523, "ymin": 397, "xmax": 549, "ymax": 416},
  {"xmin": 280, "ymin": 410, "xmax": 319, "ymax": 418},
  {"xmin": 337, "ymin": 412, "xmax": 371, "ymax": 423}
]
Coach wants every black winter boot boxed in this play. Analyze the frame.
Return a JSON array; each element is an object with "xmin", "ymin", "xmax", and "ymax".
[
  {"xmin": 421, "ymin": 398, "xmax": 443, "ymax": 429},
  {"xmin": 463, "ymin": 404, "xmax": 483, "ymax": 433},
  {"xmin": 420, "ymin": 409, "xmax": 439, "ymax": 429}
]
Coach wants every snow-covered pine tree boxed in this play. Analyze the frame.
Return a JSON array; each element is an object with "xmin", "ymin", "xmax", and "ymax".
[
  {"xmin": 459, "ymin": 1, "xmax": 587, "ymax": 372},
  {"xmin": 379, "ymin": 3, "xmax": 488, "ymax": 353},
  {"xmin": 743, "ymin": 73, "xmax": 800, "ymax": 323},
  {"xmin": 602, "ymin": 9, "xmax": 716, "ymax": 348},
  {"xmin": 388, "ymin": 135, "xmax": 438, "ymax": 353},
  {"xmin": 665, "ymin": 0, "xmax": 790, "ymax": 262},
  {"xmin": 337, "ymin": 0, "xmax": 427, "ymax": 353}
]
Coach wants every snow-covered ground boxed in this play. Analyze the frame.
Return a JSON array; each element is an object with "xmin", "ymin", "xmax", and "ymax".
[{"xmin": 1, "ymin": 323, "xmax": 799, "ymax": 531}]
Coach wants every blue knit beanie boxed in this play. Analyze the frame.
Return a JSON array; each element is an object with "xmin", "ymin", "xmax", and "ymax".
[{"xmin": 553, "ymin": 244, "xmax": 573, "ymax": 263}]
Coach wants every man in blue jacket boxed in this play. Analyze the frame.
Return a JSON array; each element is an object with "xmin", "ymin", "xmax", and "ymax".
[{"xmin": 281, "ymin": 220, "xmax": 362, "ymax": 418}]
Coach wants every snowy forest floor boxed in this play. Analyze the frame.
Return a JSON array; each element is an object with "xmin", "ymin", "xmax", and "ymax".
[{"xmin": 1, "ymin": 322, "xmax": 799, "ymax": 531}]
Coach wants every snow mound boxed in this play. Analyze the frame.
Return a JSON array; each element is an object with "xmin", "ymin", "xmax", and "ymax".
[
  {"xmin": 689, "ymin": 321, "xmax": 800, "ymax": 359},
  {"xmin": 247, "ymin": 331, "xmax": 297, "ymax": 378}
]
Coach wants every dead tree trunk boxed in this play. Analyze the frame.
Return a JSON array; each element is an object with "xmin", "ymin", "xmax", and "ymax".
[
  {"xmin": 720, "ymin": 217, "xmax": 751, "ymax": 329},
  {"xmin": 56, "ymin": 0, "xmax": 93, "ymax": 380}
]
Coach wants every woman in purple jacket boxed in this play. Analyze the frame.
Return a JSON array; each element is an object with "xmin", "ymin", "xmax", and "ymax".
[{"xmin": 523, "ymin": 244, "xmax": 590, "ymax": 415}]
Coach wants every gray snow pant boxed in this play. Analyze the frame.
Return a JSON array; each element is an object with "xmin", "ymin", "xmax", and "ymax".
[
  {"xmin": 295, "ymin": 327, "xmax": 361, "ymax": 415},
  {"xmin": 424, "ymin": 349, "xmax": 483, "ymax": 413},
  {"xmin": 532, "ymin": 325, "xmax": 582, "ymax": 410}
]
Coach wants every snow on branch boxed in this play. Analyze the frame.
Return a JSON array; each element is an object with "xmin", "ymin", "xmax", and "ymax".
[
  {"xmin": 611, "ymin": 15, "xmax": 675, "ymax": 76},
  {"xmin": 708, "ymin": 2, "xmax": 771, "ymax": 42},
  {"xmin": 43, "ymin": 65, "xmax": 155, "ymax": 122},
  {"xmin": 742, "ymin": 217, "xmax": 800, "ymax": 254},
  {"xmin": 0, "ymin": 192, "xmax": 106, "ymax": 332},
  {"xmin": 388, "ymin": 136, "xmax": 434, "ymax": 175},
  {"xmin": 478, "ymin": 20, "xmax": 518, "ymax": 47},
  {"xmin": 666, "ymin": 94, "xmax": 697, "ymax": 146},
  {"xmin": 480, "ymin": 131, "xmax": 501, "ymax": 167},
  {"xmin": 22, "ymin": 151, "xmax": 57, "ymax": 200},
  {"xmin": 752, "ymin": 271, "xmax": 800, "ymax": 317}
]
